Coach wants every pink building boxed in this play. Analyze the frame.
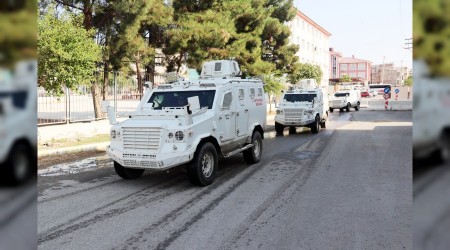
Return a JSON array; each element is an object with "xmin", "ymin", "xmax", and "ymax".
[{"xmin": 329, "ymin": 48, "xmax": 372, "ymax": 86}]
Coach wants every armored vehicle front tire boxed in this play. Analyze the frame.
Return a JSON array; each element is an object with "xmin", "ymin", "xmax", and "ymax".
[
  {"xmin": 275, "ymin": 122, "xmax": 284, "ymax": 134},
  {"xmin": 311, "ymin": 115, "xmax": 320, "ymax": 134},
  {"xmin": 187, "ymin": 142, "xmax": 218, "ymax": 186},
  {"xmin": 114, "ymin": 161, "xmax": 145, "ymax": 179},
  {"xmin": 243, "ymin": 131, "xmax": 263, "ymax": 164},
  {"xmin": 0, "ymin": 143, "xmax": 35, "ymax": 186}
]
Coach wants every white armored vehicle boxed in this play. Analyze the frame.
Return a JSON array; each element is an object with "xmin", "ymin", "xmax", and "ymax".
[
  {"xmin": 328, "ymin": 88, "xmax": 361, "ymax": 112},
  {"xmin": 0, "ymin": 60, "xmax": 37, "ymax": 185},
  {"xmin": 274, "ymin": 79, "xmax": 328, "ymax": 134},
  {"xmin": 106, "ymin": 60, "xmax": 267, "ymax": 186}
]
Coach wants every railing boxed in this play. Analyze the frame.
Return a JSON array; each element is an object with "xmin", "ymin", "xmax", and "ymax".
[{"xmin": 38, "ymin": 72, "xmax": 166, "ymax": 126}]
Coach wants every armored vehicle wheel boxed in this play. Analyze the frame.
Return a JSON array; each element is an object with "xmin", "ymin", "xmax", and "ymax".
[
  {"xmin": 339, "ymin": 108, "xmax": 344, "ymax": 112},
  {"xmin": 320, "ymin": 120, "xmax": 326, "ymax": 128},
  {"xmin": 275, "ymin": 122, "xmax": 284, "ymax": 134},
  {"xmin": 311, "ymin": 115, "xmax": 320, "ymax": 134},
  {"xmin": 114, "ymin": 161, "xmax": 145, "ymax": 179},
  {"xmin": 243, "ymin": 131, "xmax": 263, "ymax": 164},
  {"xmin": 289, "ymin": 126, "xmax": 296, "ymax": 134},
  {"xmin": 0, "ymin": 143, "xmax": 35, "ymax": 185},
  {"xmin": 346, "ymin": 103, "xmax": 351, "ymax": 112},
  {"xmin": 355, "ymin": 102, "xmax": 360, "ymax": 111},
  {"xmin": 187, "ymin": 142, "xmax": 218, "ymax": 186},
  {"xmin": 329, "ymin": 108, "xmax": 334, "ymax": 113},
  {"xmin": 440, "ymin": 132, "xmax": 450, "ymax": 163}
]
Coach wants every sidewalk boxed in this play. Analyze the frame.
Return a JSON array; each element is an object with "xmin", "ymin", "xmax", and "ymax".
[{"xmin": 38, "ymin": 113, "xmax": 276, "ymax": 158}]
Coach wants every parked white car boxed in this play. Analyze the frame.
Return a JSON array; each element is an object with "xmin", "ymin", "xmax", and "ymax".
[
  {"xmin": 274, "ymin": 79, "xmax": 328, "ymax": 134},
  {"xmin": 106, "ymin": 60, "xmax": 267, "ymax": 186}
]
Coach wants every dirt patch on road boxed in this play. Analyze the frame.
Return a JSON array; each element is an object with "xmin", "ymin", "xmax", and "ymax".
[{"xmin": 38, "ymin": 151, "xmax": 106, "ymax": 170}]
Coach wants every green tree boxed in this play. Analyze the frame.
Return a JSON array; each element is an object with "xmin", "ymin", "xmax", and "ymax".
[
  {"xmin": 339, "ymin": 74, "xmax": 352, "ymax": 83},
  {"xmin": 263, "ymin": 73, "xmax": 285, "ymax": 113},
  {"xmin": 291, "ymin": 63, "xmax": 323, "ymax": 84},
  {"xmin": 404, "ymin": 75, "xmax": 413, "ymax": 86},
  {"xmin": 38, "ymin": 9, "xmax": 101, "ymax": 96}
]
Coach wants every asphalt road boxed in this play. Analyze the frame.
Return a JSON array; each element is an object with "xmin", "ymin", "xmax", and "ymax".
[{"xmin": 38, "ymin": 110, "xmax": 412, "ymax": 250}]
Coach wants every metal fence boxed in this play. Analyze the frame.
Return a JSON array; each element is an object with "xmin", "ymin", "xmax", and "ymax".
[{"xmin": 38, "ymin": 72, "xmax": 166, "ymax": 126}]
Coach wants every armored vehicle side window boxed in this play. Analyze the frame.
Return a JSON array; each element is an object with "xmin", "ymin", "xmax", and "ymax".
[
  {"xmin": 257, "ymin": 88, "xmax": 263, "ymax": 96},
  {"xmin": 238, "ymin": 88, "xmax": 245, "ymax": 100},
  {"xmin": 215, "ymin": 62, "xmax": 221, "ymax": 71},
  {"xmin": 221, "ymin": 92, "xmax": 233, "ymax": 109},
  {"xmin": 0, "ymin": 91, "xmax": 28, "ymax": 109},
  {"xmin": 148, "ymin": 90, "xmax": 215, "ymax": 110},
  {"xmin": 334, "ymin": 93, "xmax": 349, "ymax": 97},
  {"xmin": 283, "ymin": 94, "xmax": 316, "ymax": 102},
  {"xmin": 250, "ymin": 88, "xmax": 255, "ymax": 97}
]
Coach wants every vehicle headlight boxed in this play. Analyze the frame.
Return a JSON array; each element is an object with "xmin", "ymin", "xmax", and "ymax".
[
  {"xmin": 168, "ymin": 132, "xmax": 174, "ymax": 139},
  {"xmin": 175, "ymin": 131, "xmax": 184, "ymax": 141},
  {"xmin": 276, "ymin": 109, "xmax": 283, "ymax": 114},
  {"xmin": 111, "ymin": 130, "xmax": 117, "ymax": 139}
]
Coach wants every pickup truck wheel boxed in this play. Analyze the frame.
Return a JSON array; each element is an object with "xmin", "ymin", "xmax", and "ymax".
[
  {"xmin": 187, "ymin": 142, "xmax": 218, "ymax": 186},
  {"xmin": 1, "ymin": 143, "xmax": 34, "ymax": 185},
  {"xmin": 114, "ymin": 161, "xmax": 145, "ymax": 179},
  {"xmin": 339, "ymin": 108, "xmax": 344, "ymax": 112},
  {"xmin": 311, "ymin": 115, "xmax": 320, "ymax": 134},
  {"xmin": 243, "ymin": 131, "xmax": 263, "ymax": 164},
  {"xmin": 440, "ymin": 134, "xmax": 450, "ymax": 163},
  {"xmin": 355, "ymin": 102, "xmax": 360, "ymax": 111},
  {"xmin": 329, "ymin": 108, "xmax": 334, "ymax": 113},
  {"xmin": 346, "ymin": 103, "xmax": 350, "ymax": 112},
  {"xmin": 275, "ymin": 122, "xmax": 284, "ymax": 134}
]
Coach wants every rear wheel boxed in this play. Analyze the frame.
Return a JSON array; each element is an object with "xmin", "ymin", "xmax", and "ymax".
[
  {"xmin": 320, "ymin": 119, "xmax": 326, "ymax": 128},
  {"xmin": 355, "ymin": 102, "xmax": 360, "ymax": 111},
  {"xmin": 114, "ymin": 161, "xmax": 145, "ymax": 179},
  {"xmin": 243, "ymin": 131, "xmax": 263, "ymax": 164},
  {"xmin": 187, "ymin": 142, "xmax": 218, "ymax": 186},
  {"xmin": 275, "ymin": 122, "xmax": 284, "ymax": 134},
  {"xmin": 311, "ymin": 115, "xmax": 320, "ymax": 134},
  {"xmin": 440, "ymin": 132, "xmax": 450, "ymax": 163},
  {"xmin": 329, "ymin": 108, "xmax": 334, "ymax": 113},
  {"xmin": 289, "ymin": 126, "xmax": 296, "ymax": 134}
]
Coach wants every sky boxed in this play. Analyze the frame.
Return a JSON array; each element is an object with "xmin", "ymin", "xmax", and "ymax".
[{"xmin": 294, "ymin": 0, "xmax": 412, "ymax": 68}]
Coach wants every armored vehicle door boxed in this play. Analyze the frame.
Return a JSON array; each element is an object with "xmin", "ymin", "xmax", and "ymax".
[
  {"xmin": 219, "ymin": 89, "xmax": 237, "ymax": 142},
  {"xmin": 235, "ymin": 87, "xmax": 249, "ymax": 137}
]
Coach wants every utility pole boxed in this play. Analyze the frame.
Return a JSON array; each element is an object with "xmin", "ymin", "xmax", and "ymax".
[{"xmin": 404, "ymin": 38, "xmax": 412, "ymax": 50}]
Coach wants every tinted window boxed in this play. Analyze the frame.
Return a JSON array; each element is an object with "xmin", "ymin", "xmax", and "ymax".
[
  {"xmin": 215, "ymin": 63, "xmax": 221, "ymax": 71},
  {"xmin": 283, "ymin": 94, "xmax": 316, "ymax": 102},
  {"xmin": 222, "ymin": 92, "xmax": 232, "ymax": 109},
  {"xmin": 0, "ymin": 91, "xmax": 28, "ymax": 109},
  {"xmin": 334, "ymin": 93, "xmax": 349, "ymax": 97},
  {"xmin": 148, "ymin": 90, "xmax": 215, "ymax": 110}
]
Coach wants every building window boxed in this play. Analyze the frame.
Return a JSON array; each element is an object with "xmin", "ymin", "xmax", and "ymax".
[
  {"xmin": 349, "ymin": 72, "xmax": 357, "ymax": 77},
  {"xmin": 358, "ymin": 72, "xmax": 366, "ymax": 78},
  {"xmin": 349, "ymin": 64, "xmax": 357, "ymax": 70},
  {"xmin": 341, "ymin": 64, "xmax": 348, "ymax": 71},
  {"xmin": 340, "ymin": 73, "xmax": 348, "ymax": 78},
  {"xmin": 358, "ymin": 63, "xmax": 365, "ymax": 70}
]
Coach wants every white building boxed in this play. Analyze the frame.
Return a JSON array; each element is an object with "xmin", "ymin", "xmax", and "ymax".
[{"xmin": 286, "ymin": 10, "xmax": 331, "ymax": 88}]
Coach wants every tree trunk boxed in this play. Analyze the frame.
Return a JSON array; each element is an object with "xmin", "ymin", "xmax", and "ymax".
[
  {"xmin": 136, "ymin": 61, "xmax": 142, "ymax": 99},
  {"xmin": 102, "ymin": 63, "xmax": 109, "ymax": 100},
  {"xmin": 91, "ymin": 83, "xmax": 103, "ymax": 119}
]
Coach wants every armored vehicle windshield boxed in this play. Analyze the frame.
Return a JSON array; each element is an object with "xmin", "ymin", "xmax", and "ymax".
[
  {"xmin": 147, "ymin": 90, "xmax": 216, "ymax": 110},
  {"xmin": 283, "ymin": 93, "xmax": 316, "ymax": 103}
]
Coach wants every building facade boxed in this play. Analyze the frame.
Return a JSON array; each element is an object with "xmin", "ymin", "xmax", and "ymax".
[
  {"xmin": 329, "ymin": 48, "xmax": 342, "ymax": 79},
  {"xmin": 338, "ymin": 56, "xmax": 372, "ymax": 84},
  {"xmin": 371, "ymin": 63, "xmax": 411, "ymax": 85},
  {"xmin": 286, "ymin": 10, "xmax": 331, "ymax": 87}
]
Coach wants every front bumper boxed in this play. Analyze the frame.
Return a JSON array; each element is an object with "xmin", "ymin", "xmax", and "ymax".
[
  {"xmin": 274, "ymin": 116, "xmax": 315, "ymax": 126},
  {"xmin": 107, "ymin": 145, "xmax": 193, "ymax": 170}
]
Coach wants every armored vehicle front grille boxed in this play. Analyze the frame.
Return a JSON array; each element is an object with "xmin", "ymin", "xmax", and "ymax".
[
  {"xmin": 122, "ymin": 127, "xmax": 162, "ymax": 152},
  {"xmin": 284, "ymin": 108, "xmax": 304, "ymax": 122}
]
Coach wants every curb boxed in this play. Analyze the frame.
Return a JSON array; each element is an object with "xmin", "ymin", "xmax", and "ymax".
[{"xmin": 38, "ymin": 142, "xmax": 109, "ymax": 158}]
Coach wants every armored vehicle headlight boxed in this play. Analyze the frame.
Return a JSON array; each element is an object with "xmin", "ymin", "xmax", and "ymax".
[
  {"xmin": 111, "ymin": 130, "xmax": 117, "ymax": 139},
  {"xmin": 175, "ymin": 131, "xmax": 184, "ymax": 141},
  {"xmin": 276, "ymin": 109, "xmax": 282, "ymax": 114},
  {"xmin": 168, "ymin": 132, "xmax": 174, "ymax": 139}
]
